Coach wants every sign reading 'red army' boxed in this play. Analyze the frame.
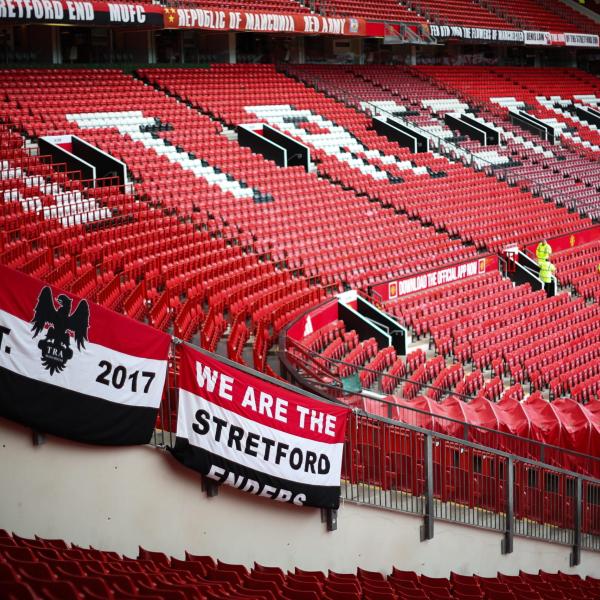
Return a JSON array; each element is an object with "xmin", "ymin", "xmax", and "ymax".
[{"xmin": 0, "ymin": 0, "xmax": 365, "ymax": 33}]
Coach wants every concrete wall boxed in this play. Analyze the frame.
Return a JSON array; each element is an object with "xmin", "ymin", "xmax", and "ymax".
[{"xmin": 1, "ymin": 417, "xmax": 598, "ymax": 576}]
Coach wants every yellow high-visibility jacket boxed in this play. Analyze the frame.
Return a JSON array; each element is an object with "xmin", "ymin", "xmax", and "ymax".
[
  {"xmin": 539, "ymin": 259, "xmax": 556, "ymax": 283},
  {"xmin": 536, "ymin": 241, "xmax": 552, "ymax": 263}
]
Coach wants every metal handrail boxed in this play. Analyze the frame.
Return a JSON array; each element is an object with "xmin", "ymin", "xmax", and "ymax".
[
  {"xmin": 279, "ymin": 297, "xmax": 600, "ymax": 478},
  {"xmin": 161, "ymin": 338, "xmax": 600, "ymax": 482},
  {"xmin": 159, "ymin": 338, "xmax": 600, "ymax": 558}
]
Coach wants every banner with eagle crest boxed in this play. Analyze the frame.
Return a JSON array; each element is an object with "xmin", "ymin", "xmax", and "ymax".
[{"xmin": 0, "ymin": 265, "xmax": 170, "ymax": 445}]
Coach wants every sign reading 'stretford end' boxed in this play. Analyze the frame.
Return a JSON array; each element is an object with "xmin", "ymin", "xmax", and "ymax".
[{"xmin": 171, "ymin": 344, "xmax": 349, "ymax": 509}]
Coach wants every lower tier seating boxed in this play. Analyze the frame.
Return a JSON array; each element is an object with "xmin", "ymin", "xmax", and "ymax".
[
  {"xmin": 1, "ymin": 531, "xmax": 599, "ymax": 600},
  {"xmin": 384, "ymin": 270, "xmax": 600, "ymax": 405}
]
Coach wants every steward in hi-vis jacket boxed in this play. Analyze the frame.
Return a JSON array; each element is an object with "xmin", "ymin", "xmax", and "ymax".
[
  {"xmin": 536, "ymin": 239, "xmax": 552, "ymax": 263},
  {"xmin": 539, "ymin": 258, "xmax": 556, "ymax": 284}
]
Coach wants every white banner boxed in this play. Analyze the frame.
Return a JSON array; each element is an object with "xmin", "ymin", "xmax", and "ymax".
[
  {"xmin": 430, "ymin": 25, "xmax": 598, "ymax": 47},
  {"xmin": 0, "ymin": 264, "xmax": 171, "ymax": 445},
  {"xmin": 177, "ymin": 389, "xmax": 344, "ymax": 486},
  {"xmin": 565, "ymin": 33, "xmax": 600, "ymax": 47},
  {"xmin": 524, "ymin": 30, "xmax": 551, "ymax": 45},
  {"xmin": 429, "ymin": 24, "xmax": 524, "ymax": 43},
  {"xmin": 171, "ymin": 344, "xmax": 349, "ymax": 508},
  {"xmin": 0, "ymin": 309, "xmax": 166, "ymax": 409}
]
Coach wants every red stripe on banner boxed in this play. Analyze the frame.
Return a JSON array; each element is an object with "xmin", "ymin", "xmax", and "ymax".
[
  {"xmin": 526, "ymin": 226, "xmax": 600, "ymax": 255},
  {"xmin": 178, "ymin": 344, "xmax": 349, "ymax": 444},
  {"xmin": 0, "ymin": 265, "xmax": 170, "ymax": 360},
  {"xmin": 0, "ymin": 0, "xmax": 164, "ymax": 23}
]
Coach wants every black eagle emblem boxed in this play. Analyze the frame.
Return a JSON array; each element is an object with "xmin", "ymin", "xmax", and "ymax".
[{"xmin": 31, "ymin": 287, "xmax": 90, "ymax": 375}]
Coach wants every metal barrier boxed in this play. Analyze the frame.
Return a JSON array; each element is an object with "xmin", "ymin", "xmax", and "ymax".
[
  {"xmin": 343, "ymin": 410, "xmax": 600, "ymax": 559},
  {"xmin": 156, "ymin": 340, "xmax": 600, "ymax": 560},
  {"xmin": 281, "ymin": 333, "xmax": 600, "ymax": 479}
]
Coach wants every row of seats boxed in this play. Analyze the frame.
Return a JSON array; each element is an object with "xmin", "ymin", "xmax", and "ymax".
[
  {"xmin": 485, "ymin": 0, "xmax": 599, "ymax": 34},
  {"xmin": 405, "ymin": 0, "xmax": 513, "ymax": 30},
  {"xmin": 141, "ymin": 65, "xmax": 589, "ymax": 255},
  {"xmin": 490, "ymin": 68, "xmax": 600, "ymax": 152},
  {"xmin": 290, "ymin": 313, "xmax": 600, "ymax": 474},
  {"xmin": 2, "ymin": 531, "xmax": 600, "ymax": 600},
  {"xmin": 169, "ymin": 0, "xmax": 312, "ymax": 14},
  {"xmin": 385, "ymin": 268, "xmax": 600, "ymax": 404},
  {"xmin": 418, "ymin": 66, "xmax": 600, "ymax": 161},
  {"xmin": 554, "ymin": 239, "xmax": 600, "ymax": 301},
  {"xmin": 407, "ymin": 0, "xmax": 598, "ymax": 32},
  {"xmin": 287, "ymin": 65, "xmax": 599, "ymax": 221},
  {"xmin": 418, "ymin": 67, "xmax": 600, "ymax": 207},
  {"xmin": 312, "ymin": 0, "xmax": 427, "ymax": 23}
]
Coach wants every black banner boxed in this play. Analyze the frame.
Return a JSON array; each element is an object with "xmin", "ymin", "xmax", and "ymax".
[{"xmin": 0, "ymin": 0, "xmax": 164, "ymax": 26}]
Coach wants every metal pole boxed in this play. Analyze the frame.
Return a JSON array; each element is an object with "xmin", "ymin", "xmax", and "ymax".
[
  {"xmin": 420, "ymin": 433, "xmax": 434, "ymax": 541},
  {"xmin": 570, "ymin": 478, "xmax": 582, "ymax": 567},
  {"xmin": 322, "ymin": 508, "xmax": 338, "ymax": 531},
  {"xmin": 201, "ymin": 475, "xmax": 219, "ymax": 498},
  {"xmin": 502, "ymin": 457, "xmax": 514, "ymax": 554}
]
